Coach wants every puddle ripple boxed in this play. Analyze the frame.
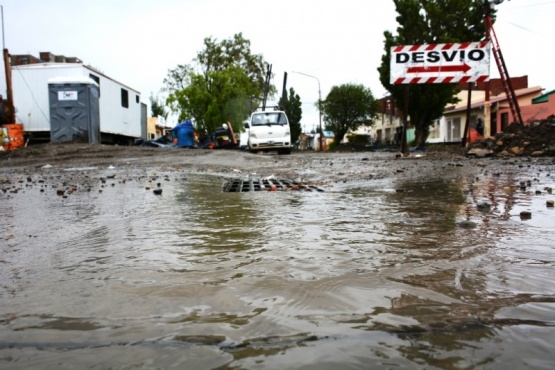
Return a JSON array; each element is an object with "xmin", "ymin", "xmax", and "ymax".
[{"xmin": 1, "ymin": 169, "xmax": 555, "ymax": 368}]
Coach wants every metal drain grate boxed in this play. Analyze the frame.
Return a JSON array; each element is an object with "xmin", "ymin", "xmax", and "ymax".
[{"xmin": 223, "ymin": 178, "xmax": 325, "ymax": 192}]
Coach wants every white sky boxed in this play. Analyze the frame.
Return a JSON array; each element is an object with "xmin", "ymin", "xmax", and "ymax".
[{"xmin": 1, "ymin": 0, "xmax": 554, "ymax": 130}]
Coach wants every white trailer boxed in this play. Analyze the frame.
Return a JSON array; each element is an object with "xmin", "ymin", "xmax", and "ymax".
[{"xmin": 11, "ymin": 63, "xmax": 142, "ymax": 144}]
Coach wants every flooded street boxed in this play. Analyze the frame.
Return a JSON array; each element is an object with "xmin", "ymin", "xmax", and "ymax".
[{"xmin": 1, "ymin": 150, "xmax": 555, "ymax": 369}]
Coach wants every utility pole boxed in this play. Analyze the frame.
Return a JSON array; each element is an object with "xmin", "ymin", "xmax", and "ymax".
[
  {"xmin": 1, "ymin": 5, "xmax": 15, "ymax": 123},
  {"xmin": 291, "ymin": 71, "xmax": 323, "ymax": 151}
]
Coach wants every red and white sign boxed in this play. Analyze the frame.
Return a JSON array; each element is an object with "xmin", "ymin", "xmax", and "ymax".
[{"xmin": 390, "ymin": 42, "xmax": 490, "ymax": 84}]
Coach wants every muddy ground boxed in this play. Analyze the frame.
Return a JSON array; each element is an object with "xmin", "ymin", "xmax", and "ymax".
[
  {"xmin": 0, "ymin": 139, "xmax": 553, "ymax": 193},
  {"xmin": 3, "ymin": 118, "xmax": 554, "ymax": 180},
  {"xmin": 0, "ymin": 142, "xmax": 469, "ymax": 181}
]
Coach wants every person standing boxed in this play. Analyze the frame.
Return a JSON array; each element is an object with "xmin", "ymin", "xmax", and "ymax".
[{"xmin": 476, "ymin": 118, "xmax": 484, "ymax": 137}]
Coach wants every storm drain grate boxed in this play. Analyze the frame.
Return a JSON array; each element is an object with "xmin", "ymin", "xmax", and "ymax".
[{"xmin": 223, "ymin": 178, "xmax": 325, "ymax": 193}]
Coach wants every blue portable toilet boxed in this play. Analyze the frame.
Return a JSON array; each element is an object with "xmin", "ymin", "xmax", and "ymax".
[{"xmin": 173, "ymin": 120, "xmax": 195, "ymax": 147}]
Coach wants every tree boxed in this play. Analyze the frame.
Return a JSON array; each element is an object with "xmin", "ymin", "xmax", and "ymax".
[
  {"xmin": 320, "ymin": 84, "xmax": 379, "ymax": 145},
  {"xmin": 164, "ymin": 33, "xmax": 274, "ymax": 134},
  {"xmin": 378, "ymin": 0, "xmax": 491, "ymax": 146},
  {"xmin": 149, "ymin": 94, "xmax": 168, "ymax": 120},
  {"xmin": 278, "ymin": 87, "xmax": 302, "ymax": 144},
  {"xmin": 163, "ymin": 64, "xmax": 192, "ymax": 93}
]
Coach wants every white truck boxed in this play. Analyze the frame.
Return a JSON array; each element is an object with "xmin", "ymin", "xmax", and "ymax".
[{"xmin": 244, "ymin": 110, "xmax": 291, "ymax": 154}]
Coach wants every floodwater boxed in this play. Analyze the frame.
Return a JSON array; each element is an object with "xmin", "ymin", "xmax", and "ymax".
[{"xmin": 1, "ymin": 158, "xmax": 555, "ymax": 369}]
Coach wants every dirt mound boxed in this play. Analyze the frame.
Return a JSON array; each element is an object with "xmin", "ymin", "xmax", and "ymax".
[{"xmin": 467, "ymin": 116, "xmax": 555, "ymax": 157}]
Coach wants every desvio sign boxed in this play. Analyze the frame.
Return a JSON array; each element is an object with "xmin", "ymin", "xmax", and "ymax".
[{"xmin": 390, "ymin": 42, "xmax": 490, "ymax": 84}]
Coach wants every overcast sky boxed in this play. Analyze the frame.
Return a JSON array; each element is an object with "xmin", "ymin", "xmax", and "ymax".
[{"xmin": 1, "ymin": 0, "xmax": 554, "ymax": 130}]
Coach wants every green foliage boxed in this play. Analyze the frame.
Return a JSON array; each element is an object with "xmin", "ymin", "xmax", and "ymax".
[
  {"xmin": 347, "ymin": 134, "xmax": 371, "ymax": 145},
  {"xmin": 327, "ymin": 141, "xmax": 339, "ymax": 151},
  {"xmin": 164, "ymin": 33, "xmax": 273, "ymax": 134},
  {"xmin": 278, "ymin": 87, "xmax": 302, "ymax": 144},
  {"xmin": 378, "ymin": 0, "xmax": 491, "ymax": 146},
  {"xmin": 320, "ymin": 83, "xmax": 380, "ymax": 145},
  {"xmin": 149, "ymin": 94, "xmax": 168, "ymax": 120}
]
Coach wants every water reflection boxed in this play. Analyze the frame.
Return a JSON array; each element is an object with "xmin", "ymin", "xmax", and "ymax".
[{"xmin": 1, "ymin": 167, "xmax": 555, "ymax": 369}]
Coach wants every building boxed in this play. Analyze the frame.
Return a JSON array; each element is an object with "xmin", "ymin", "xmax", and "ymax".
[
  {"xmin": 11, "ymin": 52, "xmax": 83, "ymax": 66},
  {"xmin": 443, "ymin": 85, "xmax": 544, "ymax": 142},
  {"xmin": 147, "ymin": 116, "xmax": 172, "ymax": 140},
  {"xmin": 373, "ymin": 97, "xmax": 405, "ymax": 146},
  {"xmin": 369, "ymin": 76, "xmax": 555, "ymax": 145}
]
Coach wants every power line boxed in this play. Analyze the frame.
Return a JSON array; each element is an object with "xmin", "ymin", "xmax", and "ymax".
[
  {"xmin": 503, "ymin": 0, "xmax": 555, "ymax": 10},
  {"xmin": 504, "ymin": 21, "xmax": 555, "ymax": 41},
  {"xmin": 496, "ymin": 0, "xmax": 555, "ymax": 41}
]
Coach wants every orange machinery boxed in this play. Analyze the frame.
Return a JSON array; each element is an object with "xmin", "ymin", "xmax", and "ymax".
[
  {"xmin": 2, "ymin": 48, "xmax": 25, "ymax": 151},
  {"xmin": 1, "ymin": 123, "xmax": 25, "ymax": 151}
]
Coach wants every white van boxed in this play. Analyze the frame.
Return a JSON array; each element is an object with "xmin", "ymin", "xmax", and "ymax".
[{"xmin": 244, "ymin": 111, "xmax": 291, "ymax": 154}]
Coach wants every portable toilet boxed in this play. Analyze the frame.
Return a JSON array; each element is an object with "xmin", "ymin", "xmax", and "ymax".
[{"xmin": 48, "ymin": 76, "xmax": 100, "ymax": 143}]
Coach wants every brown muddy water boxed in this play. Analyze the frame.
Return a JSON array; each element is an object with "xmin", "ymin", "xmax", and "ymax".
[{"xmin": 1, "ymin": 156, "xmax": 555, "ymax": 369}]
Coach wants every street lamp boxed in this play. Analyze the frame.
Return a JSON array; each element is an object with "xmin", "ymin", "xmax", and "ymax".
[{"xmin": 291, "ymin": 71, "xmax": 323, "ymax": 151}]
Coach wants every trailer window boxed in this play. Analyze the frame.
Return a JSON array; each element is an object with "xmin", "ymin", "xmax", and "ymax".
[
  {"xmin": 121, "ymin": 88, "xmax": 129, "ymax": 108},
  {"xmin": 89, "ymin": 74, "xmax": 100, "ymax": 86},
  {"xmin": 89, "ymin": 74, "xmax": 100, "ymax": 96}
]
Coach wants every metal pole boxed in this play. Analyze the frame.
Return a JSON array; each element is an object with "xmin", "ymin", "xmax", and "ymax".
[
  {"xmin": 484, "ymin": 1, "xmax": 492, "ymax": 138},
  {"xmin": 402, "ymin": 85, "xmax": 409, "ymax": 155},
  {"xmin": 1, "ymin": 6, "xmax": 5, "ymax": 50},
  {"xmin": 462, "ymin": 82, "xmax": 473, "ymax": 147},
  {"xmin": 317, "ymin": 82, "xmax": 322, "ymax": 151},
  {"xmin": 291, "ymin": 71, "xmax": 323, "ymax": 151},
  {"xmin": 1, "ymin": 6, "xmax": 14, "ymax": 123}
]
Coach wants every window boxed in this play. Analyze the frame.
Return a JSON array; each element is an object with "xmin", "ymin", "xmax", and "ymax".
[
  {"xmin": 89, "ymin": 74, "xmax": 100, "ymax": 85},
  {"xmin": 385, "ymin": 128, "xmax": 392, "ymax": 142},
  {"xmin": 89, "ymin": 74, "xmax": 100, "ymax": 96},
  {"xmin": 136, "ymin": 95, "xmax": 139, "ymax": 104},
  {"xmin": 428, "ymin": 120, "xmax": 440, "ymax": 139},
  {"xmin": 251, "ymin": 112, "xmax": 287, "ymax": 126},
  {"xmin": 121, "ymin": 88, "xmax": 129, "ymax": 108},
  {"xmin": 446, "ymin": 118, "xmax": 461, "ymax": 141}
]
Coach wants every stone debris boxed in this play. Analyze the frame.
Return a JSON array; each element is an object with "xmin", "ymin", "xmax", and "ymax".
[{"xmin": 467, "ymin": 117, "xmax": 555, "ymax": 157}]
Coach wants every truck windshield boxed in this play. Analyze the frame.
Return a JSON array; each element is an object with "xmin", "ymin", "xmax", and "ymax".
[{"xmin": 251, "ymin": 112, "xmax": 287, "ymax": 126}]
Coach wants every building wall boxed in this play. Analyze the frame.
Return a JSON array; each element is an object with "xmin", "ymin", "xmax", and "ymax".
[
  {"xmin": 10, "ymin": 54, "xmax": 41, "ymax": 65},
  {"xmin": 369, "ymin": 97, "xmax": 404, "ymax": 145},
  {"xmin": 11, "ymin": 52, "xmax": 82, "ymax": 65},
  {"xmin": 147, "ymin": 117, "xmax": 158, "ymax": 140},
  {"xmin": 496, "ymin": 93, "xmax": 555, "ymax": 129},
  {"xmin": 458, "ymin": 76, "xmax": 529, "ymax": 96},
  {"xmin": 441, "ymin": 87, "xmax": 544, "ymax": 142}
]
